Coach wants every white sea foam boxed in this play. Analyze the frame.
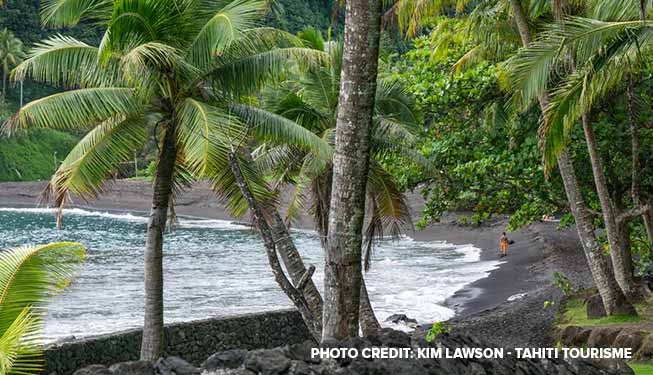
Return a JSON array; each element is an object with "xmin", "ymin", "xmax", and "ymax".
[
  {"xmin": 0, "ymin": 207, "xmax": 503, "ymax": 341},
  {"xmin": 0, "ymin": 207, "xmax": 149, "ymax": 222}
]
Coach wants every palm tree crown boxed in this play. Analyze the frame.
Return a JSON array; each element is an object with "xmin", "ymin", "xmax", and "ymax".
[
  {"xmin": 256, "ymin": 28, "xmax": 422, "ymax": 266},
  {"xmin": 3, "ymin": 0, "xmax": 329, "ymax": 217}
]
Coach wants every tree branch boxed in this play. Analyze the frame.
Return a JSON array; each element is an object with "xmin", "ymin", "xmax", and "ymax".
[{"xmin": 619, "ymin": 202, "xmax": 653, "ymax": 223}]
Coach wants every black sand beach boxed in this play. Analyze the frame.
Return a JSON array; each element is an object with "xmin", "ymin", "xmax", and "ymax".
[{"xmin": 0, "ymin": 180, "xmax": 591, "ymax": 347}]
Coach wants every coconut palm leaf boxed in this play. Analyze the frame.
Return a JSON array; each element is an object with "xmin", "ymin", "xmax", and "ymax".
[
  {"xmin": 177, "ymin": 98, "xmax": 244, "ymax": 176},
  {"xmin": 2, "ymin": 88, "xmax": 138, "ymax": 134},
  {"xmin": 12, "ymin": 35, "xmax": 120, "ymax": 89},
  {"xmin": 362, "ymin": 162, "xmax": 413, "ymax": 270},
  {"xmin": 0, "ymin": 242, "xmax": 85, "ymax": 375},
  {"xmin": 375, "ymin": 79, "xmax": 418, "ymax": 124},
  {"xmin": 207, "ymin": 47, "xmax": 330, "ymax": 98},
  {"xmin": 230, "ymin": 104, "xmax": 332, "ymax": 159},
  {"xmin": 208, "ymin": 150, "xmax": 277, "ymax": 217},
  {"xmin": 187, "ymin": 0, "xmax": 268, "ymax": 71},
  {"xmin": 586, "ymin": 0, "xmax": 649, "ymax": 21},
  {"xmin": 47, "ymin": 115, "xmax": 148, "ymax": 208},
  {"xmin": 0, "ymin": 306, "xmax": 41, "ymax": 375},
  {"xmin": 41, "ymin": 0, "xmax": 112, "ymax": 28}
]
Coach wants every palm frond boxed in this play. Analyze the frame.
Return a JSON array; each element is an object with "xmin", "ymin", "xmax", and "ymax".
[
  {"xmin": 208, "ymin": 150, "xmax": 277, "ymax": 217},
  {"xmin": 230, "ymin": 104, "xmax": 332, "ymax": 160},
  {"xmin": 206, "ymin": 47, "xmax": 329, "ymax": 98},
  {"xmin": 177, "ymin": 98, "xmax": 245, "ymax": 176},
  {"xmin": 2, "ymin": 88, "xmax": 138, "ymax": 134},
  {"xmin": 187, "ymin": 0, "xmax": 268, "ymax": 71},
  {"xmin": 47, "ymin": 116, "xmax": 148, "ymax": 208},
  {"xmin": 363, "ymin": 162, "xmax": 413, "ymax": 270},
  {"xmin": 41, "ymin": 0, "xmax": 113, "ymax": 28},
  {"xmin": 0, "ymin": 307, "xmax": 41, "ymax": 375},
  {"xmin": 12, "ymin": 35, "xmax": 121, "ymax": 88},
  {"xmin": 0, "ymin": 243, "xmax": 85, "ymax": 375},
  {"xmin": 0, "ymin": 243, "xmax": 86, "ymax": 335}
]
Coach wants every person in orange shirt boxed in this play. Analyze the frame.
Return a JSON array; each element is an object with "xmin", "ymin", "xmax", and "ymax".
[{"xmin": 500, "ymin": 232, "xmax": 509, "ymax": 257}]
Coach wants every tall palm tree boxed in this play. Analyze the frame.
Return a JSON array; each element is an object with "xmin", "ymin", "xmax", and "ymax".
[
  {"xmin": 508, "ymin": 0, "xmax": 653, "ymax": 299},
  {"xmin": 0, "ymin": 242, "xmax": 86, "ymax": 375},
  {"xmin": 392, "ymin": 0, "xmax": 636, "ymax": 315},
  {"xmin": 319, "ymin": 0, "xmax": 385, "ymax": 341},
  {"xmin": 0, "ymin": 28, "xmax": 23, "ymax": 101},
  {"xmin": 255, "ymin": 28, "xmax": 420, "ymax": 335},
  {"xmin": 3, "ymin": 0, "xmax": 328, "ymax": 359}
]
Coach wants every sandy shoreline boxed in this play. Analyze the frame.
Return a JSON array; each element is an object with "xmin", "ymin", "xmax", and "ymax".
[{"xmin": 0, "ymin": 180, "xmax": 585, "ymax": 346}]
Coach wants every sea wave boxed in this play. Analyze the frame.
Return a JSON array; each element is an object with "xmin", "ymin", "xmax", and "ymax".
[{"xmin": 0, "ymin": 207, "xmax": 503, "ymax": 341}]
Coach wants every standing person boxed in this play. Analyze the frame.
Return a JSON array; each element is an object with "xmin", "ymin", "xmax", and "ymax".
[{"xmin": 500, "ymin": 232, "xmax": 509, "ymax": 257}]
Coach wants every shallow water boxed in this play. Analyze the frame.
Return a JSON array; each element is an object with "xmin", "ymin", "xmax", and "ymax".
[{"xmin": 0, "ymin": 207, "xmax": 501, "ymax": 342}]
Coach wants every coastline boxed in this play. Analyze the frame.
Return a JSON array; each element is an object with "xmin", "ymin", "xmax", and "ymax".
[{"xmin": 0, "ymin": 180, "xmax": 581, "ymax": 347}]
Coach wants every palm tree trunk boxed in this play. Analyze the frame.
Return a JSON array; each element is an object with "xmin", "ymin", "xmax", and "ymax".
[
  {"xmin": 557, "ymin": 152, "xmax": 636, "ymax": 315},
  {"xmin": 140, "ymin": 125, "xmax": 177, "ymax": 361},
  {"xmin": 323, "ymin": 0, "xmax": 383, "ymax": 342},
  {"xmin": 581, "ymin": 114, "xmax": 637, "ymax": 298},
  {"xmin": 509, "ymin": 0, "xmax": 636, "ymax": 315},
  {"xmin": 359, "ymin": 275, "xmax": 381, "ymax": 336},
  {"xmin": 315, "ymin": 166, "xmax": 380, "ymax": 335},
  {"xmin": 228, "ymin": 152, "xmax": 322, "ymax": 341},
  {"xmin": 267, "ymin": 210, "xmax": 324, "ymax": 323}
]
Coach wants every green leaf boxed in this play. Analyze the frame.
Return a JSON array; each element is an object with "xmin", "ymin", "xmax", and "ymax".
[{"xmin": 3, "ymin": 88, "xmax": 138, "ymax": 134}]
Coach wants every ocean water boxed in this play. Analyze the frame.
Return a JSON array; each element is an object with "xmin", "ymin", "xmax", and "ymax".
[{"xmin": 0, "ymin": 207, "xmax": 501, "ymax": 342}]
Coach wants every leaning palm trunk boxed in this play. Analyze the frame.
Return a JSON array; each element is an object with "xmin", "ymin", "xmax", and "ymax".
[
  {"xmin": 581, "ymin": 114, "xmax": 637, "ymax": 298},
  {"xmin": 228, "ymin": 152, "xmax": 322, "ymax": 340},
  {"xmin": 141, "ymin": 125, "xmax": 178, "ymax": 361},
  {"xmin": 359, "ymin": 275, "xmax": 381, "ymax": 335},
  {"xmin": 509, "ymin": 0, "xmax": 635, "ymax": 315},
  {"xmin": 557, "ymin": 151, "xmax": 636, "ymax": 315},
  {"xmin": 268, "ymin": 210, "xmax": 324, "ymax": 323},
  {"xmin": 323, "ymin": 0, "xmax": 383, "ymax": 342}
]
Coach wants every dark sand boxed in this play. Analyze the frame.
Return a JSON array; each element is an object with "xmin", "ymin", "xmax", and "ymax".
[{"xmin": 0, "ymin": 180, "xmax": 591, "ymax": 347}]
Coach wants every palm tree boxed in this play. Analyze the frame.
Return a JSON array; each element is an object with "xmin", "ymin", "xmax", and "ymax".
[
  {"xmin": 320, "ymin": 0, "xmax": 385, "ymax": 342},
  {"xmin": 254, "ymin": 28, "xmax": 420, "ymax": 334},
  {"xmin": 3, "ymin": 0, "xmax": 328, "ymax": 359},
  {"xmin": 0, "ymin": 242, "xmax": 86, "ymax": 375},
  {"xmin": 507, "ymin": 0, "xmax": 653, "ymax": 299},
  {"xmin": 392, "ymin": 0, "xmax": 636, "ymax": 315},
  {"xmin": 0, "ymin": 28, "xmax": 23, "ymax": 101}
]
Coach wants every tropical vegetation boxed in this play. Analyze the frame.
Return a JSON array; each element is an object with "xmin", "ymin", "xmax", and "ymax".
[
  {"xmin": 2, "ymin": 0, "xmax": 330, "ymax": 359},
  {"xmin": 0, "ymin": 242, "xmax": 85, "ymax": 375},
  {"xmin": 1, "ymin": 0, "xmax": 653, "ymax": 360}
]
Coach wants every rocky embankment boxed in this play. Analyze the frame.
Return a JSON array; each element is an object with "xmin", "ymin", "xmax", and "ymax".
[{"xmin": 72, "ymin": 329, "xmax": 632, "ymax": 375}]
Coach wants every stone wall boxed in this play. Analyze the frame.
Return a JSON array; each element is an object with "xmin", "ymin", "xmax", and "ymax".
[{"xmin": 44, "ymin": 309, "xmax": 312, "ymax": 375}]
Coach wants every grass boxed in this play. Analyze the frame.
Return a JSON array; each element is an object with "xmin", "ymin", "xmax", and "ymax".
[
  {"xmin": 630, "ymin": 362, "xmax": 653, "ymax": 375},
  {"xmin": 559, "ymin": 298, "xmax": 653, "ymax": 327}
]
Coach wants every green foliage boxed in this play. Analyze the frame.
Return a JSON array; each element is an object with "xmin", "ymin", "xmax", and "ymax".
[
  {"xmin": 257, "ymin": 29, "xmax": 419, "ymax": 266},
  {"xmin": 553, "ymin": 272, "xmax": 573, "ymax": 296},
  {"xmin": 629, "ymin": 362, "xmax": 653, "ymax": 375},
  {"xmin": 0, "ymin": 127, "xmax": 78, "ymax": 182},
  {"xmin": 387, "ymin": 22, "xmax": 566, "ymax": 229},
  {"xmin": 0, "ymin": 242, "xmax": 86, "ymax": 375},
  {"xmin": 543, "ymin": 300, "xmax": 555, "ymax": 309},
  {"xmin": 425, "ymin": 321, "xmax": 450, "ymax": 343}
]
